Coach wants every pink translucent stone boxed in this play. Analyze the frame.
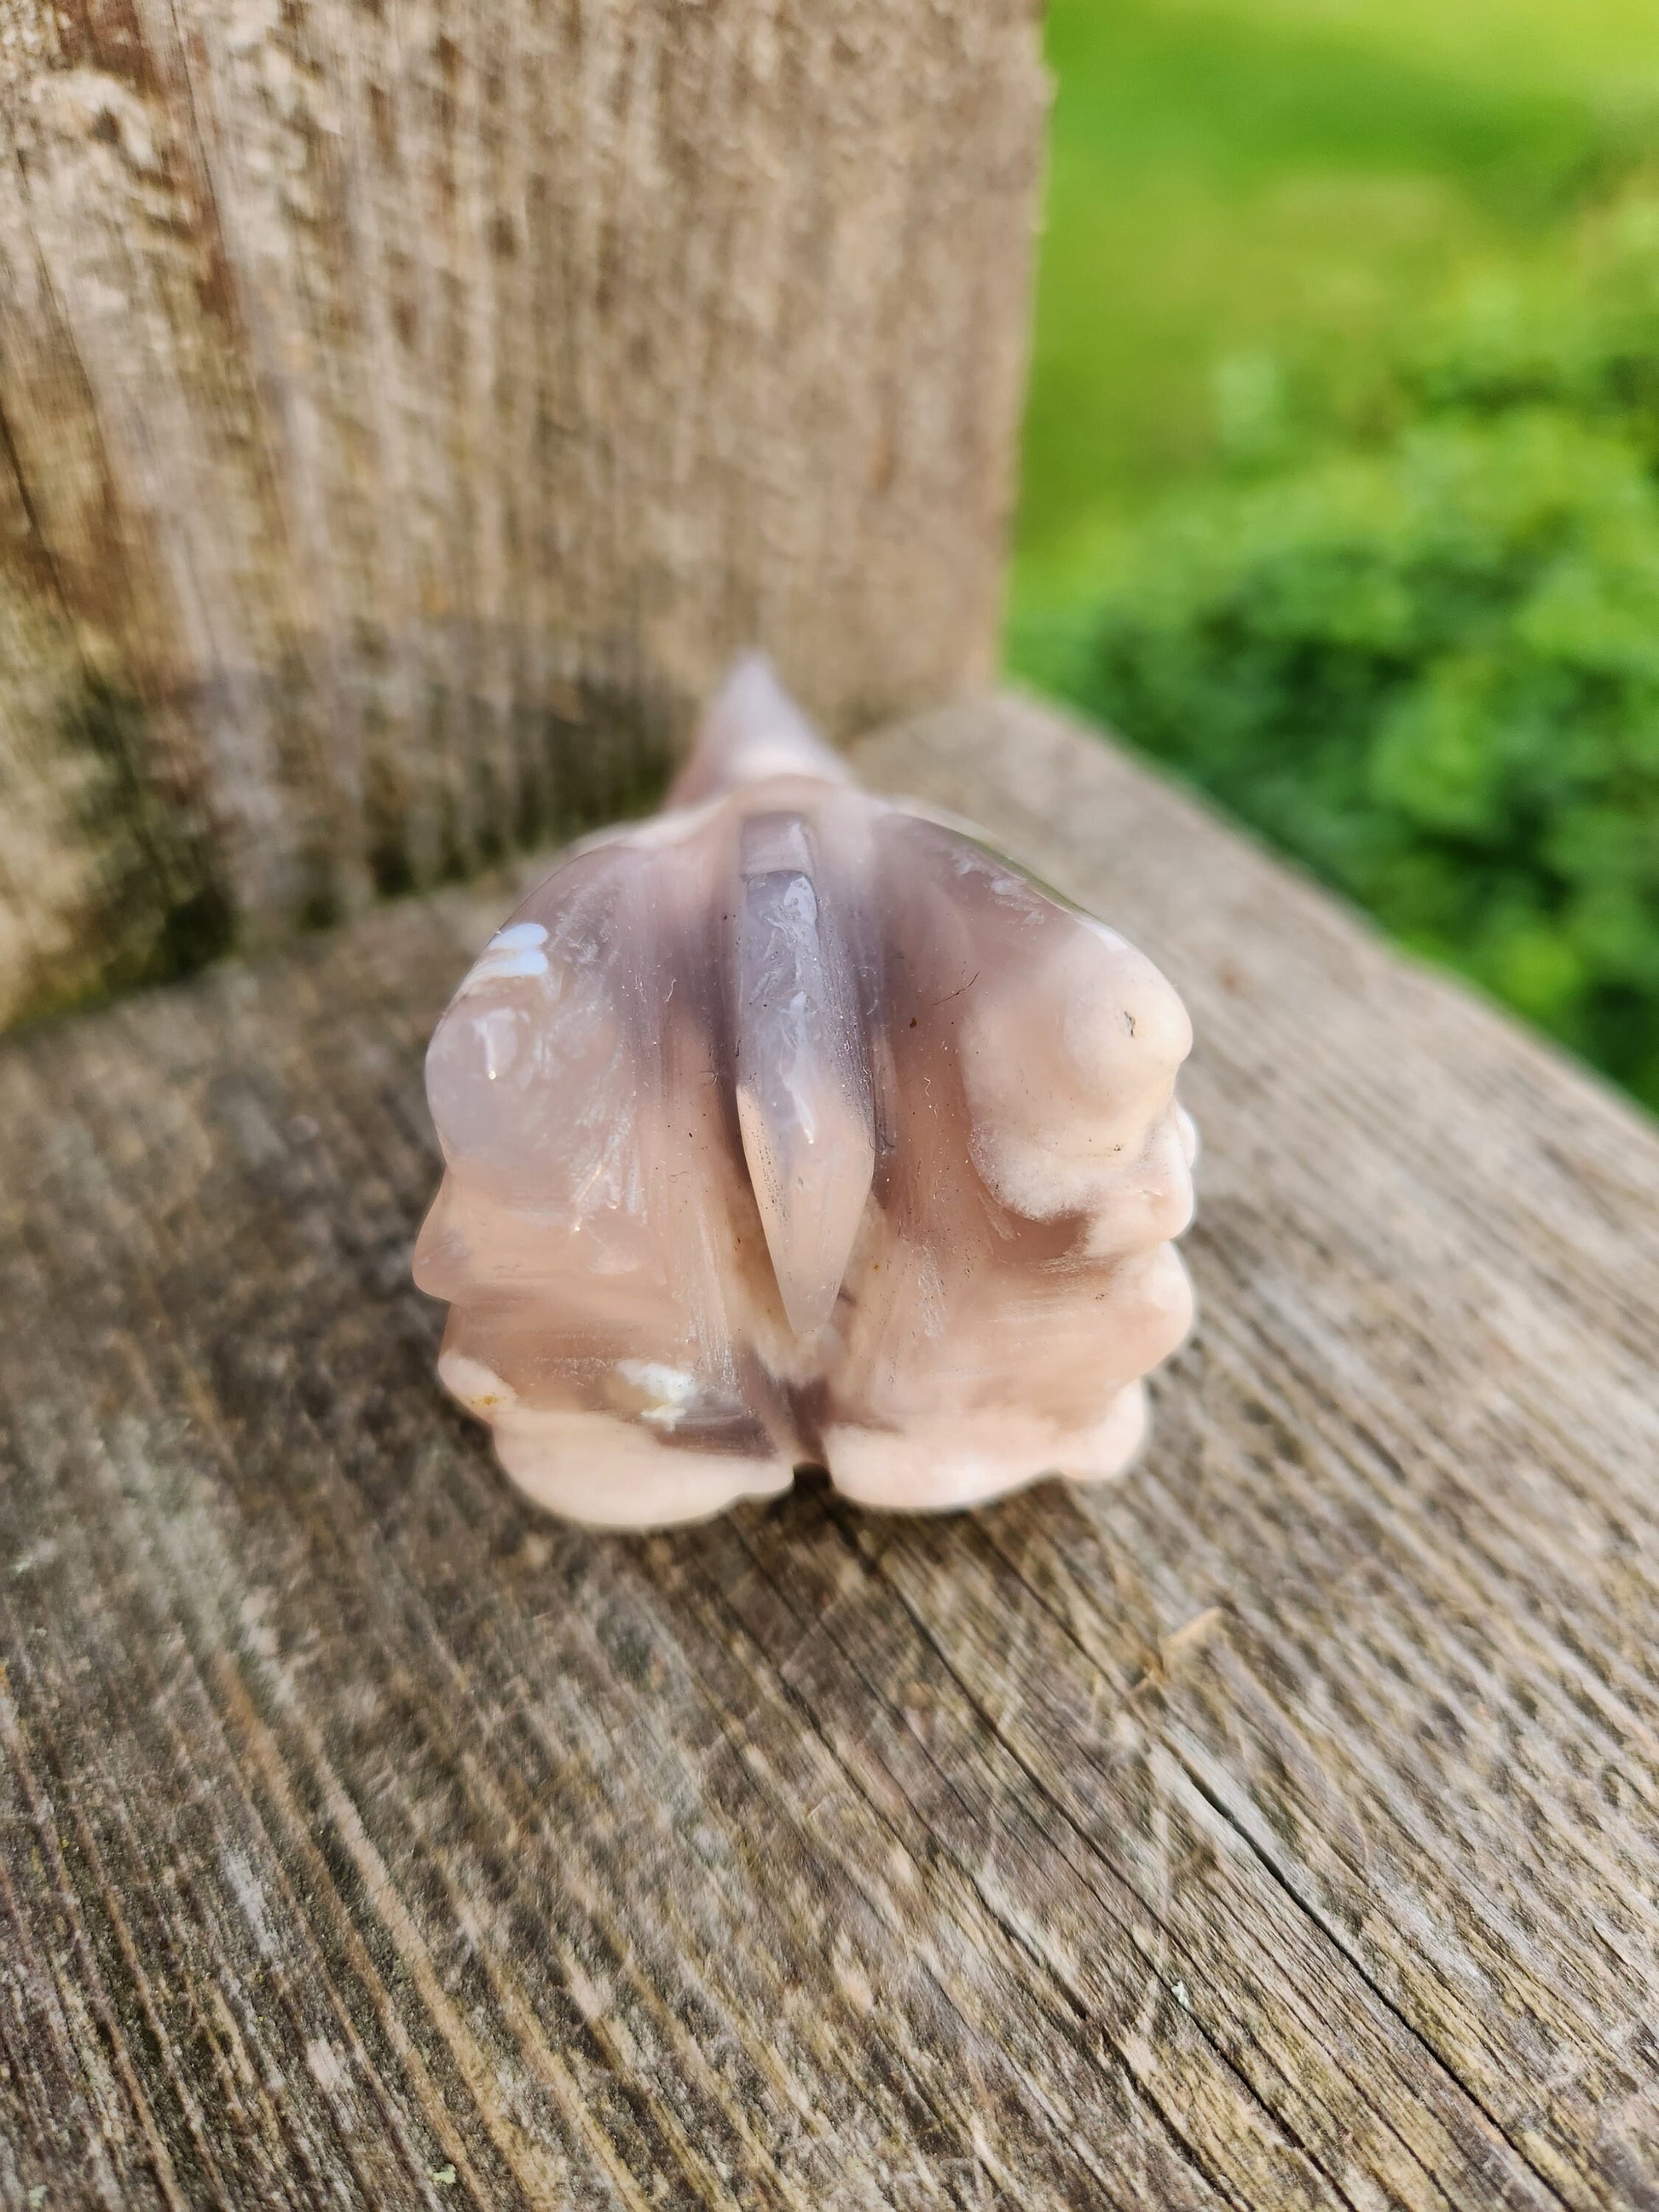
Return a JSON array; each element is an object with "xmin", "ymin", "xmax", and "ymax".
[{"xmin": 414, "ymin": 660, "xmax": 1196, "ymax": 1526}]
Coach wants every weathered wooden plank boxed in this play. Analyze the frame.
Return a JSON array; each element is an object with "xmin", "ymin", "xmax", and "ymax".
[
  {"xmin": 1, "ymin": 694, "xmax": 1656, "ymax": 2209},
  {"xmin": 0, "ymin": 0, "xmax": 1044, "ymax": 1026}
]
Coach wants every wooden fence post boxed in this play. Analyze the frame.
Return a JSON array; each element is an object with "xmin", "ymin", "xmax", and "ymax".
[{"xmin": 0, "ymin": 1, "xmax": 1047, "ymax": 1023}]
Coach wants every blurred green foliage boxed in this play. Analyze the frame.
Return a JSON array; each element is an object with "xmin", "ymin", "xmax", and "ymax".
[
  {"xmin": 1084, "ymin": 403, "xmax": 1659, "ymax": 1106},
  {"xmin": 1013, "ymin": 0, "xmax": 1659, "ymax": 1108}
]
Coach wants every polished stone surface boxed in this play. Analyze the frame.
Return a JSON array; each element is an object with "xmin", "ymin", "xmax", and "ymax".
[{"xmin": 415, "ymin": 661, "xmax": 1195, "ymax": 1523}]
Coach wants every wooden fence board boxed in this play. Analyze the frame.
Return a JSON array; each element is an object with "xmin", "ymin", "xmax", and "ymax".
[{"xmin": 0, "ymin": 0, "xmax": 1043, "ymax": 1026}]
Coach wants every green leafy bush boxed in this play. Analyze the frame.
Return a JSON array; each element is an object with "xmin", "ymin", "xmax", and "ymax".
[{"xmin": 1077, "ymin": 198, "xmax": 1659, "ymax": 1109}]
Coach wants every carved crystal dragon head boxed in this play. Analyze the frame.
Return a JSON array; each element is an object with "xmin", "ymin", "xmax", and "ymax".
[{"xmin": 415, "ymin": 660, "xmax": 1195, "ymax": 1526}]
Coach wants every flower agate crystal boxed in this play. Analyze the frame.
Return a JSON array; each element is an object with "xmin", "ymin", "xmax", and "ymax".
[{"xmin": 414, "ymin": 661, "xmax": 1196, "ymax": 1527}]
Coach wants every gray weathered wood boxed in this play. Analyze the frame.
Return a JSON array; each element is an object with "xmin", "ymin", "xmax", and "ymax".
[
  {"xmin": 0, "ymin": 0, "xmax": 1044, "ymax": 1028},
  {"xmin": 2, "ymin": 693, "xmax": 1656, "ymax": 2209}
]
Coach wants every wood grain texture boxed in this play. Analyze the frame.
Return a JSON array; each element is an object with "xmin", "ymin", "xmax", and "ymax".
[
  {"xmin": 2, "ymin": 693, "xmax": 1656, "ymax": 2209},
  {"xmin": 0, "ymin": 0, "xmax": 1044, "ymax": 1026}
]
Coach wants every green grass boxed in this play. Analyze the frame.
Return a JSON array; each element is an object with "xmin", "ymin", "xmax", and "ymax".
[{"xmin": 1010, "ymin": 0, "xmax": 1659, "ymax": 689}]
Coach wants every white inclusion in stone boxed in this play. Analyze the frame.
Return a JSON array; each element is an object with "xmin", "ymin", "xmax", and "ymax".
[
  {"xmin": 615, "ymin": 1360, "xmax": 702, "ymax": 1429},
  {"xmin": 732, "ymin": 813, "xmax": 875, "ymax": 1340},
  {"xmin": 476, "ymin": 946, "xmax": 550, "ymax": 982},
  {"xmin": 460, "ymin": 921, "xmax": 552, "ymax": 993}
]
